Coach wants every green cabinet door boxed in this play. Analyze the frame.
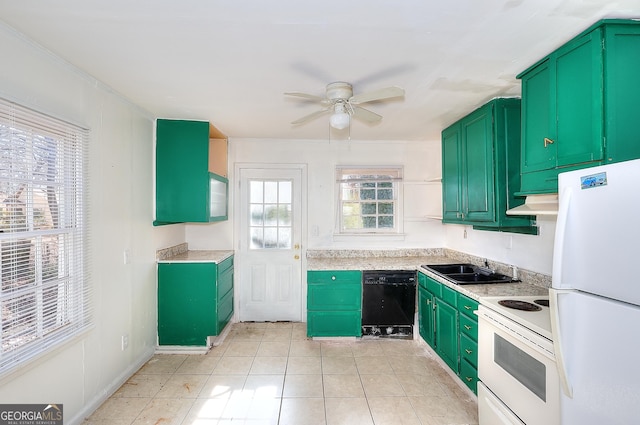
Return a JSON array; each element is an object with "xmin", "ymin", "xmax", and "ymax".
[
  {"xmin": 462, "ymin": 106, "xmax": 494, "ymax": 223},
  {"xmin": 158, "ymin": 262, "xmax": 217, "ymax": 346},
  {"xmin": 555, "ymin": 30, "xmax": 604, "ymax": 168},
  {"xmin": 603, "ymin": 24, "xmax": 640, "ymax": 163},
  {"xmin": 442, "ymin": 125, "xmax": 463, "ymax": 223},
  {"xmin": 418, "ymin": 285, "xmax": 435, "ymax": 349},
  {"xmin": 155, "ymin": 119, "xmax": 228, "ymax": 224},
  {"xmin": 435, "ymin": 298, "xmax": 458, "ymax": 372},
  {"xmin": 521, "ymin": 60, "xmax": 554, "ymax": 175},
  {"xmin": 307, "ymin": 270, "xmax": 362, "ymax": 337},
  {"xmin": 158, "ymin": 257, "xmax": 234, "ymax": 346}
]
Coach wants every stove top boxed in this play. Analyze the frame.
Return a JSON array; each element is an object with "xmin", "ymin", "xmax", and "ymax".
[{"xmin": 480, "ymin": 295, "xmax": 552, "ymax": 341}]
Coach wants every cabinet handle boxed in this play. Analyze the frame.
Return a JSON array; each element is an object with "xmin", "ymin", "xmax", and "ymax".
[
  {"xmin": 464, "ymin": 305, "xmax": 472, "ymax": 310},
  {"xmin": 544, "ymin": 137, "xmax": 555, "ymax": 147},
  {"xmin": 464, "ymin": 325, "xmax": 472, "ymax": 330},
  {"xmin": 426, "ymin": 299, "xmax": 431, "ymax": 305},
  {"xmin": 465, "ymin": 349, "xmax": 473, "ymax": 354},
  {"xmin": 331, "ymin": 276, "xmax": 336, "ymax": 280},
  {"xmin": 465, "ymin": 377, "xmax": 473, "ymax": 382}
]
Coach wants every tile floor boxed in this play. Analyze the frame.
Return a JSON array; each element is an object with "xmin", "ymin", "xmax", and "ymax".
[{"xmin": 83, "ymin": 322, "xmax": 478, "ymax": 425}]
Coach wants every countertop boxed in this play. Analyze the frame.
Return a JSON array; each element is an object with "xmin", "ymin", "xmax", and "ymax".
[
  {"xmin": 307, "ymin": 254, "xmax": 548, "ymax": 302},
  {"xmin": 157, "ymin": 250, "xmax": 234, "ymax": 263}
]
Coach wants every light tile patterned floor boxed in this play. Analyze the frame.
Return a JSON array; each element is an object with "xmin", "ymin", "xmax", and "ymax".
[{"xmin": 82, "ymin": 322, "xmax": 478, "ymax": 425}]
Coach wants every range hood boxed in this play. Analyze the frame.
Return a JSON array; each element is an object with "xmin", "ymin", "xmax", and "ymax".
[{"xmin": 507, "ymin": 194, "xmax": 558, "ymax": 216}]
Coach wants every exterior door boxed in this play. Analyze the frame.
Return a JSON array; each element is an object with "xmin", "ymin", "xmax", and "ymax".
[{"xmin": 237, "ymin": 167, "xmax": 304, "ymax": 322}]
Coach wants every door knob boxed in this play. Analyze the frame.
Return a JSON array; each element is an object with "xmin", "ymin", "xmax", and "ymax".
[
  {"xmin": 294, "ymin": 244, "xmax": 300, "ymax": 249},
  {"xmin": 294, "ymin": 255, "xmax": 300, "ymax": 260}
]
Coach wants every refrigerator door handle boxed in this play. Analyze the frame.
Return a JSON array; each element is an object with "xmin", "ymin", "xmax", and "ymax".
[
  {"xmin": 552, "ymin": 186, "xmax": 572, "ymax": 288},
  {"xmin": 550, "ymin": 288, "xmax": 573, "ymax": 398}
]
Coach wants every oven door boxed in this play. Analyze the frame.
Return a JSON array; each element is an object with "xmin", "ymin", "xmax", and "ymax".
[
  {"xmin": 478, "ymin": 307, "xmax": 560, "ymax": 425},
  {"xmin": 478, "ymin": 382, "xmax": 525, "ymax": 425}
]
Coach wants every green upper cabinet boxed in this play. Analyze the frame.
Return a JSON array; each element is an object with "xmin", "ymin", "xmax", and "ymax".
[
  {"xmin": 518, "ymin": 20, "xmax": 640, "ymax": 194},
  {"xmin": 155, "ymin": 119, "xmax": 229, "ymax": 225},
  {"xmin": 442, "ymin": 98, "xmax": 535, "ymax": 232}
]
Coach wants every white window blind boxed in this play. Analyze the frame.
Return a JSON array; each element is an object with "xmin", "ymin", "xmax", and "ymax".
[
  {"xmin": 0, "ymin": 98, "xmax": 90, "ymax": 377},
  {"xmin": 336, "ymin": 166, "xmax": 402, "ymax": 233}
]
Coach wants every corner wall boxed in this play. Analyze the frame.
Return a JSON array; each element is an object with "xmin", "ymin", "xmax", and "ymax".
[{"xmin": 0, "ymin": 22, "xmax": 184, "ymax": 424}]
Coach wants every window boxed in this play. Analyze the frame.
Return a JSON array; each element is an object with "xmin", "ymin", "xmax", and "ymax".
[
  {"xmin": 249, "ymin": 179, "xmax": 292, "ymax": 249},
  {"xmin": 0, "ymin": 98, "xmax": 89, "ymax": 377},
  {"xmin": 336, "ymin": 166, "xmax": 402, "ymax": 233}
]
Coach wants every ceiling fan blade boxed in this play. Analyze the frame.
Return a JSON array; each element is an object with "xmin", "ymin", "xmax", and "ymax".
[
  {"xmin": 352, "ymin": 105, "xmax": 382, "ymax": 123},
  {"xmin": 291, "ymin": 108, "xmax": 331, "ymax": 125},
  {"xmin": 349, "ymin": 86, "xmax": 405, "ymax": 105},
  {"xmin": 284, "ymin": 92, "xmax": 326, "ymax": 102}
]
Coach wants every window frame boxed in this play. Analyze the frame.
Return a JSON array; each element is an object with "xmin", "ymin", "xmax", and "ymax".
[
  {"xmin": 0, "ymin": 97, "xmax": 90, "ymax": 378},
  {"xmin": 335, "ymin": 166, "xmax": 403, "ymax": 235}
]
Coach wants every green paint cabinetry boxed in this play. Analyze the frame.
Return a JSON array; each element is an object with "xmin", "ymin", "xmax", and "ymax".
[
  {"xmin": 518, "ymin": 20, "xmax": 640, "ymax": 194},
  {"xmin": 417, "ymin": 273, "xmax": 435, "ymax": 348},
  {"xmin": 442, "ymin": 98, "xmax": 535, "ymax": 233},
  {"xmin": 307, "ymin": 270, "xmax": 362, "ymax": 337},
  {"xmin": 155, "ymin": 119, "xmax": 228, "ymax": 225},
  {"xmin": 157, "ymin": 256, "xmax": 234, "ymax": 346},
  {"xmin": 458, "ymin": 292, "xmax": 479, "ymax": 394},
  {"xmin": 418, "ymin": 272, "xmax": 479, "ymax": 394}
]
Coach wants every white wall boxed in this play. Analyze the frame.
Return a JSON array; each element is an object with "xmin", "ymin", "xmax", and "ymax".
[
  {"xmin": 186, "ymin": 137, "xmax": 556, "ymax": 275},
  {"xmin": 0, "ymin": 23, "xmax": 184, "ymax": 424},
  {"xmin": 186, "ymin": 137, "xmax": 448, "ymax": 250},
  {"xmin": 444, "ymin": 217, "xmax": 556, "ymax": 275}
]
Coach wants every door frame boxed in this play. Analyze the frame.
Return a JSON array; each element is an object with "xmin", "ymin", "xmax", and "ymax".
[{"xmin": 233, "ymin": 162, "xmax": 308, "ymax": 322}]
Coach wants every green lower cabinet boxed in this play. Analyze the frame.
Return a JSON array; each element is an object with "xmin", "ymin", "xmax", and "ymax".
[
  {"xmin": 458, "ymin": 292, "xmax": 479, "ymax": 394},
  {"xmin": 435, "ymin": 294, "xmax": 459, "ymax": 372},
  {"xmin": 157, "ymin": 256, "xmax": 234, "ymax": 346},
  {"xmin": 307, "ymin": 270, "xmax": 362, "ymax": 337},
  {"xmin": 418, "ymin": 272, "xmax": 480, "ymax": 394},
  {"xmin": 418, "ymin": 286, "xmax": 435, "ymax": 348}
]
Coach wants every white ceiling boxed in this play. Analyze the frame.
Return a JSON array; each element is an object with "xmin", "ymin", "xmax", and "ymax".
[{"xmin": 1, "ymin": 0, "xmax": 639, "ymax": 141}]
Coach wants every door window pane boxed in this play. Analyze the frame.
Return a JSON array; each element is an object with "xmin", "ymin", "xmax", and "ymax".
[{"xmin": 249, "ymin": 179, "xmax": 293, "ymax": 249}]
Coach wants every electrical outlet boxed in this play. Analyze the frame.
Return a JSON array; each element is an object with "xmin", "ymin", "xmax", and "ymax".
[
  {"xmin": 123, "ymin": 249, "xmax": 130, "ymax": 265},
  {"xmin": 121, "ymin": 334, "xmax": 129, "ymax": 351}
]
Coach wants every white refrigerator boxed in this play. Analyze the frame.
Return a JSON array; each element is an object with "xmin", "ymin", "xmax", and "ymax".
[{"xmin": 551, "ymin": 158, "xmax": 640, "ymax": 425}]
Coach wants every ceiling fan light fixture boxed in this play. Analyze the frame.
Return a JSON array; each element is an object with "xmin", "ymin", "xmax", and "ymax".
[{"xmin": 330, "ymin": 103, "xmax": 350, "ymax": 130}]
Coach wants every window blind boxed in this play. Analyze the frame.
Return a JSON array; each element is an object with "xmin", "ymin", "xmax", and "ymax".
[{"xmin": 0, "ymin": 98, "xmax": 91, "ymax": 377}]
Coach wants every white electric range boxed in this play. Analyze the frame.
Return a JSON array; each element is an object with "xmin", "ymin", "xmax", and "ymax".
[{"xmin": 477, "ymin": 294, "xmax": 560, "ymax": 425}]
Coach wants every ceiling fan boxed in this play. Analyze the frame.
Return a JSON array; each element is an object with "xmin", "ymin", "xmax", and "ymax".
[{"xmin": 285, "ymin": 82, "xmax": 405, "ymax": 130}]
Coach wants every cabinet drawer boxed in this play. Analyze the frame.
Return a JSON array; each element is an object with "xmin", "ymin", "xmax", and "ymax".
[
  {"xmin": 459, "ymin": 313, "xmax": 478, "ymax": 341},
  {"xmin": 307, "ymin": 270, "xmax": 361, "ymax": 284},
  {"xmin": 425, "ymin": 276, "xmax": 442, "ymax": 297},
  {"xmin": 308, "ymin": 282, "xmax": 361, "ymax": 310},
  {"xmin": 307, "ymin": 311, "xmax": 361, "ymax": 337},
  {"xmin": 460, "ymin": 358, "xmax": 478, "ymax": 394},
  {"xmin": 457, "ymin": 293, "xmax": 479, "ymax": 318},
  {"xmin": 441, "ymin": 285, "xmax": 458, "ymax": 307},
  {"xmin": 218, "ymin": 256, "xmax": 234, "ymax": 274},
  {"xmin": 217, "ymin": 267, "xmax": 234, "ymax": 302},
  {"xmin": 217, "ymin": 289, "xmax": 233, "ymax": 332},
  {"xmin": 460, "ymin": 332, "xmax": 478, "ymax": 368}
]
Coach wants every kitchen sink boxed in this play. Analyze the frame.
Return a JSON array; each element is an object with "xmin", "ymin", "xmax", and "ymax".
[{"xmin": 422, "ymin": 263, "xmax": 520, "ymax": 285}]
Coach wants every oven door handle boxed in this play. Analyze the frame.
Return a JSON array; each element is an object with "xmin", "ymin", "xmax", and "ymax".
[{"xmin": 550, "ymin": 288, "xmax": 573, "ymax": 398}]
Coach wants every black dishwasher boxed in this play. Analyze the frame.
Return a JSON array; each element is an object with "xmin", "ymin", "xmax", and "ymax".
[{"xmin": 361, "ymin": 270, "xmax": 417, "ymax": 338}]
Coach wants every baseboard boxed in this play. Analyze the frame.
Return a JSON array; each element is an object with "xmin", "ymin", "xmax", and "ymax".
[{"xmin": 66, "ymin": 346, "xmax": 155, "ymax": 425}]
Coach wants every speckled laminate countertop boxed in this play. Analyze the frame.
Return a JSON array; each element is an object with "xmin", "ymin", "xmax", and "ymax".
[
  {"xmin": 157, "ymin": 250, "xmax": 233, "ymax": 263},
  {"xmin": 307, "ymin": 251, "xmax": 549, "ymax": 302}
]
